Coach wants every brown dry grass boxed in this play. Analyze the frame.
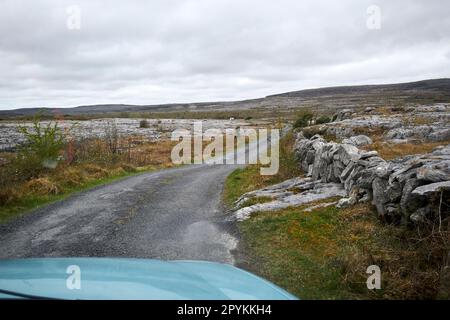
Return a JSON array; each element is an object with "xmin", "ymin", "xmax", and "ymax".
[
  {"xmin": 362, "ymin": 140, "xmax": 449, "ymax": 160},
  {"xmin": 402, "ymin": 115, "xmax": 434, "ymax": 126},
  {"xmin": 130, "ymin": 139, "xmax": 177, "ymax": 167},
  {"xmin": 23, "ymin": 178, "xmax": 61, "ymax": 196},
  {"xmin": 376, "ymin": 106, "xmax": 394, "ymax": 115},
  {"xmin": 336, "ymin": 203, "xmax": 448, "ymax": 299},
  {"xmin": 79, "ymin": 163, "xmax": 109, "ymax": 179},
  {"xmin": 353, "ymin": 126, "xmax": 387, "ymax": 140},
  {"xmin": 0, "ymin": 138, "xmax": 177, "ymax": 213},
  {"xmin": 53, "ymin": 166, "xmax": 86, "ymax": 187}
]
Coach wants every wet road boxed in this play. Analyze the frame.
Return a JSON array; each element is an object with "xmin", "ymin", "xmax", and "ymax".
[{"xmin": 0, "ymin": 164, "xmax": 242, "ymax": 264}]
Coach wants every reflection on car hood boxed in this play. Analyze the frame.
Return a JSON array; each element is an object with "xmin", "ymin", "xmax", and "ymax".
[{"xmin": 0, "ymin": 258, "xmax": 297, "ymax": 300}]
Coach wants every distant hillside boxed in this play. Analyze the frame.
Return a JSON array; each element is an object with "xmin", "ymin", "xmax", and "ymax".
[
  {"xmin": 268, "ymin": 78, "xmax": 450, "ymax": 98},
  {"xmin": 1, "ymin": 78, "xmax": 449, "ymax": 118}
]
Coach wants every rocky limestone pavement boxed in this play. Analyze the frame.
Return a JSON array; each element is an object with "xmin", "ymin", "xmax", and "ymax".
[
  {"xmin": 325, "ymin": 115, "xmax": 404, "ymax": 139},
  {"xmin": 323, "ymin": 104, "xmax": 450, "ymax": 142},
  {"xmin": 0, "ymin": 118, "xmax": 258, "ymax": 152},
  {"xmin": 384, "ymin": 125, "xmax": 450, "ymax": 142},
  {"xmin": 342, "ymin": 135, "xmax": 373, "ymax": 147},
  {"xmin": 333, "ymin": 109, "xmax": 354, "ymax": 122},
  {"xmin": 232, "ymin": 177, "xmax": 346, "ymax": 221}
]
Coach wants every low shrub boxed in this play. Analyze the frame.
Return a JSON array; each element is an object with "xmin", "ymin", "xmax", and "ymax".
[
  {"xmin": 301, "ymin": 126, "xmax": 327, "ymax": 139},
  {"xmin": 139, "ymin": 119, "xmax": 150, "ymax": 128},
  {"xmin": 293, "ymin": 111, "xmax": 314, "ymax": 129},
  {"xmin": 315, "ymin": 115, "xmax": 331, "ymax": 124}
]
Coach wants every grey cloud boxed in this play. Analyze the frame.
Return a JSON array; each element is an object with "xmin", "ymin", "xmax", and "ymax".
[{"xmin": 0, "ymin": 0, "xmax": 449, "ymax": 109}]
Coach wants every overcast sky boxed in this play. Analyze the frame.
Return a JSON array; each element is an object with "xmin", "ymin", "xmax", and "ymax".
[{"xmin": 1, "ymin": 0, "xmax": 449, "ymax": 110}]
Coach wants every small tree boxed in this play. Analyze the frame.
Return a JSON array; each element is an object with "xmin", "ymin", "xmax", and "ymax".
[
  {"xmin": 104, "ymin": 120, "xmax": 119, "ymax": 155},
  {"xmin": 17, "ymin": 115, "xmax": 66, "ymax": 177}
]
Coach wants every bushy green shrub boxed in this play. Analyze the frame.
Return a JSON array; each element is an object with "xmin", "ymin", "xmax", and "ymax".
[
  {"xmin": 139, "ymin": 119, "xmax": 150, "ymax": 128},
  {"xmin": 315, "ymin": 115, "xmax": 331, "ymax": 124},
  {"xmin": 293, "ymin": 112, "xmax": 314, "ymax": 128},
  {"xmin": 17, "ymin": 115, "xmax": 66, "ymax": 177}
]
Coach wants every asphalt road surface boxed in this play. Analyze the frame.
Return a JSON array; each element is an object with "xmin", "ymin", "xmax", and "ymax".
[{"xmin": 0, "ymin": 164, "xmax": 243, "ymax": 264}]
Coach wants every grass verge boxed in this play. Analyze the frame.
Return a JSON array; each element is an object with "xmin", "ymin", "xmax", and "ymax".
[
  {"xmin": 238, "ymin": 202, "xmax": 445, "ymax": 299},
  {"xmin": 223, "ymin": 131, "xmax": 302, "ymax": 206}
]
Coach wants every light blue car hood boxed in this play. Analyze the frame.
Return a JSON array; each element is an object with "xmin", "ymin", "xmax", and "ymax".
[{"xmin": 0, "ymin": 258, "xmax": 297, "ymax": 300}]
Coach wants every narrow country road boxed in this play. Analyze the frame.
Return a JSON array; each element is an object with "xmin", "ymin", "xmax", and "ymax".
[{"xmin": 0, "ymin": 164, "xmax": 243, "ymax": 264}]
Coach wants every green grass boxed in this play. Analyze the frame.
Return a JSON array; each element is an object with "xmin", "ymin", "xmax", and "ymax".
[
  {"xmin": 238, "ymin": 196, "xmax": 273, "ymax": 208},
  {"xmin": 238, "ymin": 201, "xmax": 445, "ymax": 300},
  {"xmin": 239, "ymin": 204, "xmax": 358, "ymax": 299},
  {"xmin": 223, "ymin": 130, "xmax": 302, "ymax": 206},
  {"xmin": 0, "ymin": 167, "xmax": 160, "ymax": 224},
  {"xmin": 223, "ymin": 166, "xmax": 265, "ymax": 206}
]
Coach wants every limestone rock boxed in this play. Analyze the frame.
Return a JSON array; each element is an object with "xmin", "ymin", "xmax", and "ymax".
[
  {"xmin": 233, "ymin": 178, "xmax": 346, "ymax": 221},
  {"xmin": 411, "ymin": 181, "xmax": 450, "ymax": 197},
  {"xmin": 416, "ymin": 161, "xmax": 450, "ymax": 182},
  {"xmin": 342, "ymin": 135, "xmax": 373, "ymax": 147}
]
